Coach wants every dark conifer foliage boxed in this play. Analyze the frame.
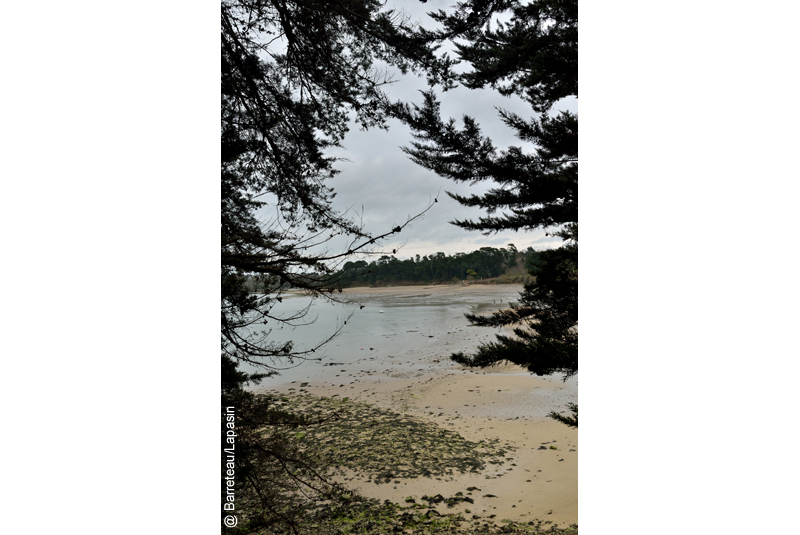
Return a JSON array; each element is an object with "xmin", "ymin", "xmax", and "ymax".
[
  {"xmin": 548, "ymin": 402, "xmax": 578, "ymax": 428},
  {"xmin": 425, "ymin": 0, "xmax": 577, "ymax": 112},
  {"xmin": 451, "ymin": 233, "xmax": 577, "ymax": 379},
  {"xmin": 393, "ymin": 0, "xmax": 578, "ymax": 423},
  {"xmin": 222, "ymin": 356, "xmax": 351, "ymax": 533},
  {"xmin": 221, "ymin": 0, "xmax": 449, "ymax": 372},
  {"xmin": 396, "ymin": 93, "xmax": 577, "ymax": 234},
  {"xmin": 221, "ymin": 2, "xmax": 450, "ymax": 530},
  {"xmin": 335, "ymin": 244, "xmax": 536, "ymax": 286}
]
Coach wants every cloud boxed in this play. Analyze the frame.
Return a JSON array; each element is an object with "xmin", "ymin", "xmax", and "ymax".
[
  {"xmin": 257, "ymin": 3, "xmax": 575, "ymax": 264},
  {"xmin": 320, "ymin": 90, "xmax": 569, "ymax": 259}
]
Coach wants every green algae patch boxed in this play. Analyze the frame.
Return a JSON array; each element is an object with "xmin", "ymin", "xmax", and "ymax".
[
  {"xmin": 261, "ymin": 392, "xmax": 513, "ymax": 482},
  {"xmin": 298, "ymin": 495, "xmax": 576, "ymax": 534},
  {"xmin": 248, "ymin": 393, "xmax": 576, "ymax": 534}
]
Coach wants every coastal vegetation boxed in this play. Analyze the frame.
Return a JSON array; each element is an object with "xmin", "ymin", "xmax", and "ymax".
[
  {"xmin": 221, "ymin": 0, "xmax": 579, "ymax": 532},
  {"xmin": 266, "ymin": 394, "xmax": 513, "ymax": 482},
  {"xmin": 338, "ymin": 245, "xmax": 536, "ymax": 287},
  {"xmin": 241, "ymin": 244, "xmax": 542, "ymax": 291},
  {"xmin": 393, "ymin": 0, "xmax": 579, "ymax": 424},
  {"xmin": 227, "ymin": 392, "xmax": 577, "ymax": 534},
  {"xmin": 221, "ymin": 0, "xmax": 454, "ymax": 531}
]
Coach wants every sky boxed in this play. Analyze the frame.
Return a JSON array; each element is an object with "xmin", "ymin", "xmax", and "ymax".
[
  {"xmin": 257, "ymin": 1, "xmax": 578, "ymax": 262},
  {"xmin": 324, "ymin": 90, "xmax": 578, "ymax": 261}
]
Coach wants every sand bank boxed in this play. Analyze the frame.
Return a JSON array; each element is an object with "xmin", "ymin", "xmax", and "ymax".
[
  {"xmin": 341, "ymin": 283, "xmax": 522, "ymax": 298},
  {"xmin": 255, "ymin": 284, "xmax": 577, "ymax": 529}
]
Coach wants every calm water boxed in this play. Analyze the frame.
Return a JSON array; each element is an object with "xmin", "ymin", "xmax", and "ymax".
[{"xmin": 237, "ymin": 285, "xmax": 527, "ymax": 386}]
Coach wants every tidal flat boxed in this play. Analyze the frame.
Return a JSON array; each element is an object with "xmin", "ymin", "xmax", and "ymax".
[
  {"xmin": 242, "ymin": 284, "xmax": 526, "ymax": 384},
  {"xmin": 251, "ymin": 284, "xmax": 578, "ymax": 531}
]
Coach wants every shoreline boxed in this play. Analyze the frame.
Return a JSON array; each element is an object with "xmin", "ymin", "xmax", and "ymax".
[
  {"xmin": 258, "ymin": 368, "xmax": 577, "ymax": 528},
  {"xmin": 340, "ymin": 283, "xmax": 524, "ymax": 297},
  {"xmin": 253, "ymin": 282, "xmax": 578, "ymax": 528}
]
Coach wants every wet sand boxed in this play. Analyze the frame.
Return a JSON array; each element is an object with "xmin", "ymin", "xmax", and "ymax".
[
  {"xmin": 256, "ymin": 284, "xmax": 578, "ymax": 528},
  {"xmin": 341, "ymin": 283, "xmax": 521, "ymax": 300}
]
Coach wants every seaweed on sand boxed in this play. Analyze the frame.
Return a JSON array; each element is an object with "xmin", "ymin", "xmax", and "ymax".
[{"xmin": 262, "ymin": 393, "xmax": 514, "ymax": 482}]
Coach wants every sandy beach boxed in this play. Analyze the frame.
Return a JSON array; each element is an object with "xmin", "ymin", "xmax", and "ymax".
[{"xmin": 255, "ymin": 284, "xmax": 578, "ymax": 529}]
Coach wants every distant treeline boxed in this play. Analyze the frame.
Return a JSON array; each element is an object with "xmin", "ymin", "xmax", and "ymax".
[
  {"xmin": 243, "ymin": 245, "xmax": 542, "ymax": 292},
  {"xmin": 340, "ymin": 244, "xmax": 541, "ymax": 286}
]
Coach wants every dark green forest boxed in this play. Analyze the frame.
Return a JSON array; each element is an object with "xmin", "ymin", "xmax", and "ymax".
[
  {"xmin": 243, "ymin": 245, "xmax": 542, "ymax": 291},
  {"xmin": 338, "ymin": 244, "xmax": 540, "ymax": 286}
]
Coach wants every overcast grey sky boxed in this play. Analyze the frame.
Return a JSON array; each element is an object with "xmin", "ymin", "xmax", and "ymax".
[
  {"xmin": 289, "ymin": 1, "xmax": 578, "ymax": 261},
  {"xmin": 325, "ymin": 95, "xmax": 578, "ymax": 260}
]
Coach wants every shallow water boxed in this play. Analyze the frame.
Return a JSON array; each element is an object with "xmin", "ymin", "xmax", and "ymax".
[{"xmin": 238, "ymin": 285, "xmax": 528, "ymax": 386}]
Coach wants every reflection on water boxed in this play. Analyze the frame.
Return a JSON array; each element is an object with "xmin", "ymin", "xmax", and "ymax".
[{"xmin": 237, "ymin": 286, "xmax": 527, "ymax": 385}]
